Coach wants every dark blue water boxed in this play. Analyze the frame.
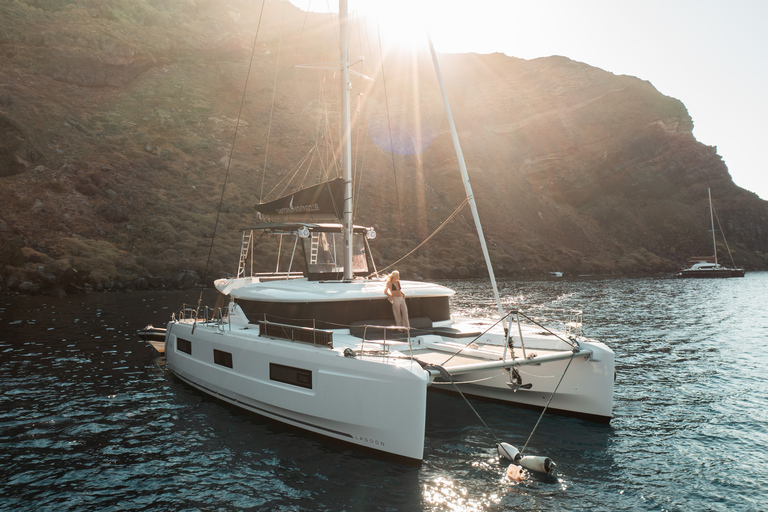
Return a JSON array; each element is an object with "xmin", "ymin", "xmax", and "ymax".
[{"xmin": 1, "ymin": 274, "xmax": 766, "ymax": 511}]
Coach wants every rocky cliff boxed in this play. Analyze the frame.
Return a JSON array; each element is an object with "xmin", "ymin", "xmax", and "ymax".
[{"xmin": 1, "ymin": 0, "xmax": 766, "ymax": 295}]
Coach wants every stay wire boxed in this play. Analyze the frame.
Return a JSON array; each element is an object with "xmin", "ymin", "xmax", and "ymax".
[
  {"xmin": 376, "ymin": 18, "xmax": 404, "ymax": 235},
  {"xmin": 259, "ymin": 1, "xmax": 286, "ymax": 203},
  {"xmin": 712, "ymin": 205, "xmax": 738, "ymax": 268},
  {"xmin": 374, "ymin": 197, "xmax": 469, "ymax": 277},
  {"xmin": 201, "ymin": 0, "xmax": 267, "ymax": 294}
]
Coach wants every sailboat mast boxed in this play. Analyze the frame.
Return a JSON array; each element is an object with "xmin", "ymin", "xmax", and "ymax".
[
  {"xmin": 427, "ymin": 36, "xmax": 506, "ymax": 323},
  {"xmin": 708, "ymin": 187, "xmax": 717, "ymax": 265},
  {"xmin": 340, "ymin": 0, "xmax": 354, "ymax": 281}
]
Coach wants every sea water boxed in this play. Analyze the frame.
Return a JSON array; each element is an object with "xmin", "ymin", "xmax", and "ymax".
[{"xmin": 1, "ymin": 274, "xmax": 766, "ymax": 511}]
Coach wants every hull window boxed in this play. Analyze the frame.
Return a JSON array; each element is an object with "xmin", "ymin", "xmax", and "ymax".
[
  {"xmin": 177, "ymin": 338, "xmax": 192, "ymax": 355},
  {"xmin": 270, "ymin": 363, "xmax": 313, "ymax": 389},
  {"xmin": 213, "ymin": 349, "xmax": 233, "ymax": 368}
]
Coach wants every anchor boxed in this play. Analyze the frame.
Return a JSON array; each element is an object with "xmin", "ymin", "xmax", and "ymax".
[{"xmin": 506, "ymin": 367, "xmax": 533, "ymax": 392}]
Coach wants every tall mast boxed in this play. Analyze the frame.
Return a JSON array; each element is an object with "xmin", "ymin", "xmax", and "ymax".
[
  {"xmin": 708, "ymin": 187, "xmax": 717, "ymax": 265},
  {"xmin": 428, "ymin": 36, "xmax": 506, "ymax": 324},
  {"xmin": 340, "ymin": 0, "xmax": 354, "ymax": 280}
]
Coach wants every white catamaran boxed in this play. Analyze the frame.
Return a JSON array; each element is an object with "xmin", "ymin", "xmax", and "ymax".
[{"xmin": 162, "ymin": 1, "xmax": 615, "ymax": 463}]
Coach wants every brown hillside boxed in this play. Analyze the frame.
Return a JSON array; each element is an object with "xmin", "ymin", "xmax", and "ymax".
[{"xmin": 1, "ymin": 0, "xmax": 766, "ymax": 295}]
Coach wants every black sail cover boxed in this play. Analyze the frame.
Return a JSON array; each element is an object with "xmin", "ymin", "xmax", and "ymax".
[{"xmin": 254, "ymin": 178, "xmax": 345, "ymax": 221}]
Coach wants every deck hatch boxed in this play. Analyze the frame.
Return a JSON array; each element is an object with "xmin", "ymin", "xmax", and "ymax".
[{"xmin": 270, "ymin": 363, "xmax": 313, "ymax": 389}]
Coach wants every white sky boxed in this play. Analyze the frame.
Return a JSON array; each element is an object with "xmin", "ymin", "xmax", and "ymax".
[{"xmin": 291, "ymin": 0, "xmax": 768, "ymax": 199}]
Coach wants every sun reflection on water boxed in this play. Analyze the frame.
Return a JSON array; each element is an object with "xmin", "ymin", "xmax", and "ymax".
[{"xmin": 423, "ymin": 476, "xmax": 500, "ymax": 512}]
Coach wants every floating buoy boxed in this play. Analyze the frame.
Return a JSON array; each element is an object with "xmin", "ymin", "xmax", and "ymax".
[
  {"xmin": 518, "ymin": 455, "xmax": 556, "ymax": 475},
  {"xmin": 497, "ymin": 442, "xmax": 556, "ymax": 476},
  {"xmin": 497, "ymin": 442, "xmax": 519, "ymax": 461}
]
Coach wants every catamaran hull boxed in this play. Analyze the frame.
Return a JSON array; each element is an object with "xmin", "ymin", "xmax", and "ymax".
[
  {"xmin": 441, "ymin": 343, "xmax": 614, "ymax": 422},
  {"xmin": 164, "ymin": 321, "xmax": 429, "ymax": 462}
]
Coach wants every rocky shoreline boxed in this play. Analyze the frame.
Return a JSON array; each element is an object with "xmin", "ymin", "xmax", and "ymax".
[{"xmin": 2, "ymin": 268, "xmax": 203, "ymax": 298}]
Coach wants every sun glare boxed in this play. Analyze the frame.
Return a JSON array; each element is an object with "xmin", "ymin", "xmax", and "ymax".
[
  {"xmin": 352, "ymin": 0, "xmax": 434, "ymax": 51},
  {"xmin": 291, "ymin": 0, "xmax": 480, "ymax": 53}
]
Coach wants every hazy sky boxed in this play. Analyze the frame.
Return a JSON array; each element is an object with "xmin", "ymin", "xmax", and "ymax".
[{"xmin": 291, "ymin": 0, "xmax": 768, "ymax": 200}]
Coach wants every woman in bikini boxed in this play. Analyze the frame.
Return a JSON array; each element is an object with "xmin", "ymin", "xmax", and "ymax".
[{"xmin": 384, "ymin": 270, "xmax": 410, "ymax": 330}]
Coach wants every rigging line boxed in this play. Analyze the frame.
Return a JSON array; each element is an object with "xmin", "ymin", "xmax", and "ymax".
[
  {"xmin": 375, "ymin": 197, "xmax": 470, "ymax": 276},
  {"xmin": 517, "ymin": 358, "xmax": 591, "ymax": 379},
  {"xmin": 296, "ymin": 0, "xmax": 312, "ymax": 51},
  {"xmin": 452, "ymin": 381, "xmax": 503, "ymax": 446},
  {"xmin": 426, "ymin": 364, "xmax": 502, "ymax": 446},
  {"xmin": 376, "ymin": 17, "xmax": 404, "ymax": 235},
  {"xmin": 429, "ymin": 372, "xmax": 506, "ymax": 385},
  {"xmin": 201, "ymin": 0, "xmax": 267, "ymax": 289},
  {"xmin": 283, "ymin": 150, "xmax": 314, "ymax": 195},
  {"xmin": 352, "ymin": 93, "xmax": 365, "ymax": 220},
  {"xmin": 304, "ymin": 149, "xmax": 319, "ymax": 189},
  {"xmin": 353, "ymin": 97, "xmax": 372, "ymax": 221},
  {"xmin": 520, "ymin": 351, "xmax": 577, "ymax": 456},
  {"xmin": 439, "ymin": 311, "xmax": 515, "ymax": 366},
  {"xmin": 354, "ymin": 13, "xmax": 377, "ymax": 220},
  {"xmin": 351, "ymin": 13, "xmax": 370, "ymax": 222},
  {"xmin": 516, "ymin": 310, "xmax": 576, "ymax": 347},
  {"xmin": 298, "ymin": 148, "xmax": 316, "ymax": 190},
  {"xmin": 312, "ymin": 75, "xmax": 332, "ymax": 183},
  {"xmin": 259, "ymin": 1, "xmax": 287, "ymax": 204},
  {"xmin": 712, "ymin": 205, "xmax": 738, "ymax": 268},
  {"xmin": 261, "ymin": 149, "xmax": 314, "ymax": 200}
]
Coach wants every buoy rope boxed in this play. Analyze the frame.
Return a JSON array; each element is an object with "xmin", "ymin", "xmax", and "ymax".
[
  {"xmin": 425, "ymin": 363, "xmax": 503, "ymax": 446},
  {"xmin": 520, "ymin": 350, "xmax": 577, "ymax": 455}
]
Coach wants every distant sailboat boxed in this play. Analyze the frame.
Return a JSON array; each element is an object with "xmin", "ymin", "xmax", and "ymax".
[{"xmin": 675, "ymin": 188, "xmax": 745, "ymax": 278}]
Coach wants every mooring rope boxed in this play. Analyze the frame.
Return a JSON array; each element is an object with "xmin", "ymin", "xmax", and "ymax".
[
  {"xmin": 424, "ymin": 363, "xmax": 503, "ymax": 446},
  {"xmin": 520, "ymin": 350, "xmax": 577, "ymax": 455}
]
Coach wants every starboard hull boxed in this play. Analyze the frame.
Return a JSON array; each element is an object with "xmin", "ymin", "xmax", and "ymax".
[{"xmin": 443, "ymin": 343, "xmax": 614, "ymax": 422}]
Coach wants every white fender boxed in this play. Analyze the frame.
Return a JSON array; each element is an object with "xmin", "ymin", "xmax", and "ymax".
[
  {"xmin": 497, "ymin": 442, "xmax": 519, "ymax": 461},
  {"xmin": 518, "ymin": 455, "xmax": 555, "ymax": 474}
]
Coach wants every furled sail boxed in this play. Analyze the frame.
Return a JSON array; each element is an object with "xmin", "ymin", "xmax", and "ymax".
[{"xmin": 254, "ymin": 178, "xmax": 345, "ymax": 222}]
